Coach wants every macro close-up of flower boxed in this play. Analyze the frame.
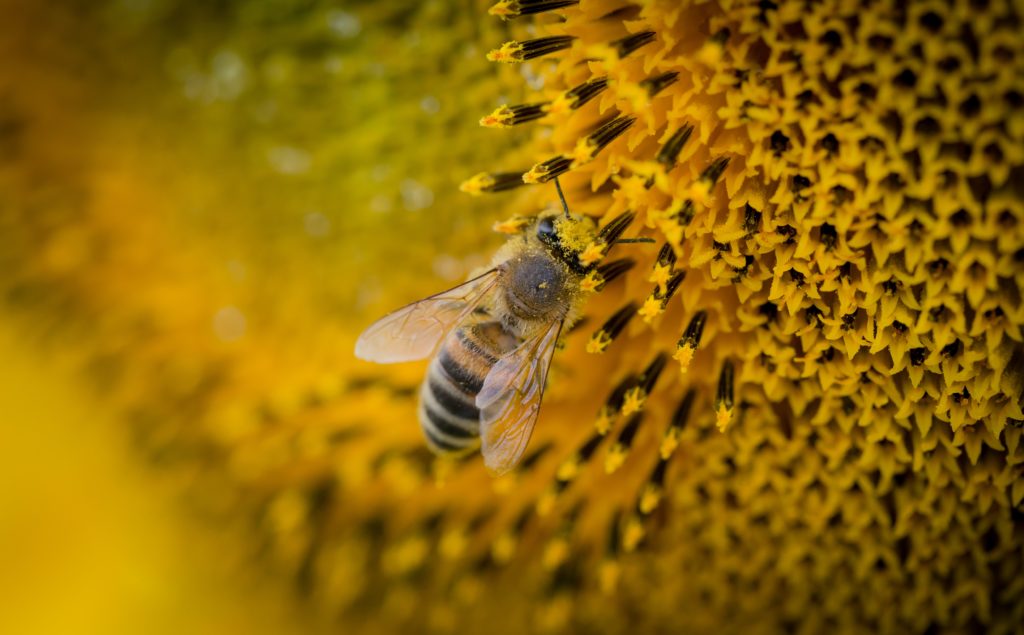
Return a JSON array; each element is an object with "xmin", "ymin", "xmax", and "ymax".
[{"xmin": 1, "ymin": 0, "xmax": 1022, "ymax": 634}]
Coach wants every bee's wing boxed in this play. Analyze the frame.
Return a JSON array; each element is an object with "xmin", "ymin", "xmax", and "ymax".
[
  {"xmin": 476, "ymin": 319, "xmax": 563, "ymax": 476},
  {"xmin": 354, "ymin": 269, "xmax": 502, "ymax": 363}
]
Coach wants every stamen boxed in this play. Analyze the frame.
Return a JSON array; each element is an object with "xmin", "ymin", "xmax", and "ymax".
[
  {"xmin": 656, "ymin": 124, "xmax": 694, "ymax": 168},
  {"xmin": 674, "ymin": 310, "xmax": 707, "ymax": 373},
  {"xmin": 550, "ymin": 76, "xmax": 609, "ymax": 113},
  {"xmin": 638, "ymin": 271, "xmax": 685, "ymax": 322},
  {"xmin": 480, "ymin": 102, "xmax": 550, "ymax": 127},
  {"xmin": 587, "ymin": 302, "xmax": 638, "ymax": 353},
  {"xmin": 621, "ymin": 352, "xmax": 669, "ymax": 415},
  {"xmin": 715, "ymin": 360, "xmax": 735, "ymax": 431},
  {"xmin": 640, "ymin": 71, "xmax": 679, "ymax": 97},
  {"xmin": 487, "ymin": 35, "xmax": 577, "ymax": 63},
  {"xmin": 648, "ymin": 243, "xmax": 677, "ymax": 293},
  {"xmin": 612, "ymin": 31, "xmax": 656, "ymax": 58},
  {"xmin": 659, "ymin": 389, "xmax": 695, "ymax": 459},
  {"xmin": 595, "ymin": 374, "xmax": 638, "ymax": 435},
  {"xmin": 638, "ymin": 458, "xmax": 669, "ymax": 514},
  {"xmin": 572, "ymin": 114, "xmax": 636, "ymax": 166},
  {"xmin": 493, "ymin": 215, "xmax": 532, "ymax": 234},
  {"xmin": 489, "ymin": 0, "xmax": 579, "ymax": 18},
  {"xmin": 700, "ymin": 156, "xmax": 731, "ymax": 185},
  {"xmin": 597, "ymin": 210, "xmax": 636, "ymax": 244},
  {"xmin": 523, "ymin": 155, "xmax": 572, "ymax": 183},
  {"xmin": 583, "ymin": 258, "xmax": 635, "ymax": 292},
  {"xmin": 460, "ymin": 171, "xmax": 529, "ymax": 194},
  {"xmin": 604, "ymin": 412, "xmax": 644, "ymax": 473}
]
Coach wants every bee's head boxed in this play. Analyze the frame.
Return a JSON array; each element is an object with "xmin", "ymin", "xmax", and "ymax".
[{"xmin": 532, "ymin": 210, "xmax": 596, "ymax": 275}]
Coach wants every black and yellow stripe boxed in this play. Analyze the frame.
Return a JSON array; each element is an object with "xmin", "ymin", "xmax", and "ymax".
[{"xmin": 419, "ymin": 321, "xmax": 516, "ymax": 455}]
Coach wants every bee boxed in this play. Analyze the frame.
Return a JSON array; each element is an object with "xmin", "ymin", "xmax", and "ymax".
[{"xmin": 355, "ymin": 181, "xmax": 647, "ymax": 475}]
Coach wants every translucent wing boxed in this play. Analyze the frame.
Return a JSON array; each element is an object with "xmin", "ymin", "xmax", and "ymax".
[
  {"xmin": 354, "ymin": 269, "xmax": 501, "ymax": 363},
  {"xmin": 476, "ymin": 319, "xmax": 563, "ymax": 476}
]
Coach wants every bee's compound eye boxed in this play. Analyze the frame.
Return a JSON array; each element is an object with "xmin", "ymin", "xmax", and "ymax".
[{"xmin": 537, "ymin": 217, "xmax": 556, "ymax": 239}]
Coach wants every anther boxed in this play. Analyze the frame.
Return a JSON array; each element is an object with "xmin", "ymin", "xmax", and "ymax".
[
  {"xmin": 489, "ymin": 0, "xmax": 579, "ymax": 18},
  {"xmin": 640, "ymin": 71, "xmax": 679, "ymax": 97},
  {"xmin": 656, "ymin": 124, "xmax": 694, "ymax": 168},
  {"xmin": 461, "ymin": 171, "xmax": 529, "ymax": 194},
  {"xmin": 480, "ymin": 102, "xmax": 550, "ymax": 127},
  {"xmin": 572, "ymin": 114, "xmax": 636, "ymax": 166},
  {"xmin": 523, "ymin": 155, "xmax": 572, "ymax": 183},
  {"xmin": 612, "ymin": 31, "xmax": 656, "ymax": 58},
  {"xmin": 487, "ymin": 35, "xmax": 576, "ymax": 63},
  {"xmin": 715, "ymin": 360, "xmax": 735, "ymax": 431},
  {"xmin": 660, "ymin": 389, "xmax": 695, "ymax": 459},
  {"xmin": 587, "ymin": 302, "xmax": 638, "ymax": 353},
  {"xmin": 604, "ymin": 412, "xmax": 644, "ymax": 474},
  {"xmin": 673, "ymin": 311, "xmax": 707, "ymax": 374}
]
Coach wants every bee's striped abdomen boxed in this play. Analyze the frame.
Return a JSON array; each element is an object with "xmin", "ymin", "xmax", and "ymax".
[{"xmin": 419, "ymin": 322, "xmax": 514, "ymax": 455}]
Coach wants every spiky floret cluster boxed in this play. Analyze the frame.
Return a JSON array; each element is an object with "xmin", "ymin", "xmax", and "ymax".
[{"xmin": 461, "ymin": 0, "xmax": 1024, "ymax": 632}]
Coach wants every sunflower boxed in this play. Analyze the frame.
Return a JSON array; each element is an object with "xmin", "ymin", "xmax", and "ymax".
[{"xmin": 0, "ymin": 0, "xmax": 1021, "ymax": 634}]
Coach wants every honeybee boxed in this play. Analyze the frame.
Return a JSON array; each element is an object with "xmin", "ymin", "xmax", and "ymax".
[{"xmin": 355, "ymin": 182, "xmax": 643, "ymax": 475}]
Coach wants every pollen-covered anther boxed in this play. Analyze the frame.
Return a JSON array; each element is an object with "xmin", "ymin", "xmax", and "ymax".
[
  {"xmin": 488, "ymin": 0, "xmax": 579, "ymax": 18},
  {"xmin": 578, "ymin": 241, "xmax": 608, "ymax": 267},
  {"xmin": 589, "ymin": 258, "xmax": 634, "ymax": 292},
  {"xmin": 621, "ymin": 515, "xmax": 645, "ymax": 553},
  {"xmin": 715, "ymin": 360, "xmax": 734, "ymax": 432},
  {"xmin": 480, "ymin": 102, "xmax": 550, "ymax": 128},
  {"xmin": 674, "ymin": 311, "xmax": 707, "ymax": 374},
  {"xmin": 647, "ymin": 244, "xmax": 677, "ymax": 293},
  {"xmin": 660, "ymin": 390, "xmax": 694, "ymax": 460},
  {"xmin": 586, "ymin": 302, "xmax": 637, "ymax": 353},
  {"xmin": 460, "ymin": 171, "xmax": 528, "ymax": 195},
  {"xmin": 637, "ymin": 466, "xmax": 668, "ymax": 517},
  {"xmin": 548, "ymin": 77, "xmax": 608, "ymax": 115},
  {"xmin": 523, "ymin": 156, "xmax": 571, "ymax": 184},
  {"xmin": 571, "ymin": 115, "xmax": 636, "ymax": 167},
  {"xmin": 486, "ymin": 36, "xmax": 576, "ymax": 63},
  {"xmin": 620, "ymin": 353, "xmax": 668, "ymax": 415},
  {"xmin": 604, "ymin": 412, "xmax": 643, "ymax": 474},
  {"xmin": 638, "ymin": 271, "xmax": 684, "ymax": 322},
  {"xmin": 611, "ymin": 31, "xmax": 656, "ymax": 59}
]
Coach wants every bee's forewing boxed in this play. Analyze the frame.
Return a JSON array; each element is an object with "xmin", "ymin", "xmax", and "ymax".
[
  {"xmin": 354, "ymin": 269, "xmax": 501, "ymax": 363},
  {"xmin": 477, "ymin": 319, "xmax": 562, "ymax": 476}
]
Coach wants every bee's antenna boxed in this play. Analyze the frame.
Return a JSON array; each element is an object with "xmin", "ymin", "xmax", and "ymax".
[{"xmin": 554, "ymin": 177, "xmax": 571, "ymax": 219}]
